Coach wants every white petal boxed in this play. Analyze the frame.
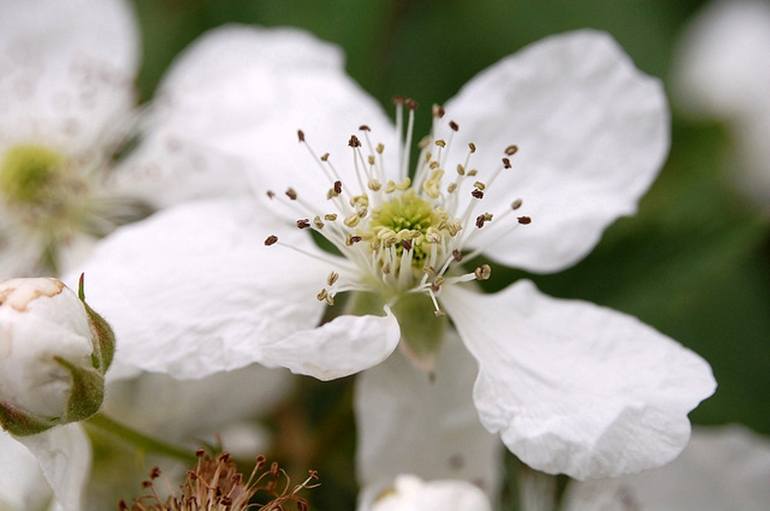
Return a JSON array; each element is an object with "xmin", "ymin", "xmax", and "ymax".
[
  {"xmin": 564, "ymin": 425, "xmax": 770, "ymax": 511},
  {"xmin": 441, "ymin": 281, "xmax": 716, "ymax": 479},
  {"xmin": 104, "ymin": 365, "xmax": 293, "ymax": 440},
  {"xmin": 673, "ymin": 0, "xmax": 770, "ymax": 120},
  {"xmin": 111, "ymin": 25, "xmax": 397, "ymax": 210},
  {"xmin": 0, "ymin": 0, "xmax": 139, "ymax": 155},
  {"xmin": 443, "ymin": 31, "xmax": 668, "ymax": 273},
  {"xmin": 361, "ymin": 475, "xmax": 491, "ymax": 511},
  {"xmin": 17, "ymin": 424, "xmax": 90, "ymax": 511},
  {"xmin": 68, "ymin": 198, "xmax": 331, "ymax": 379},
  {"xmin": 260, "ymin": 307, "xmax": 401, "ymax": 380},
  {"xmin": 355, "ymin": 329, "xmax": 501, "ymax": 496},
  {"xmin": 0, "ymin": 431, "xmax": 51, "ymax": 510}
]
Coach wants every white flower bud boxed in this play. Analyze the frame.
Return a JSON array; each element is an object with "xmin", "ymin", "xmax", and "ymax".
[{"xmin": 0, "ymin": 277, "xmax": 114, "ymax": 436}]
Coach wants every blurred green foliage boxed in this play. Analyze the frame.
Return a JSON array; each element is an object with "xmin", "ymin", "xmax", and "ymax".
[{"xmin": 127, "ymin": 1, "xmax": 770, "ymax": 509}]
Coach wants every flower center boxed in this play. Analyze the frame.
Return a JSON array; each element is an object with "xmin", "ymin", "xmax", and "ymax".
[
  {"xmin": 0, "ymin": 144, "xmax": 67, "ymax": 207},
  {"xmin": 264, "ymin": 98, "xmax": 532, "ymax": 316}
]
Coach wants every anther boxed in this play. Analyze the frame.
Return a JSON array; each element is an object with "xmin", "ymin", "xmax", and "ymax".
[
  {"xmin": 266, "ymin": 190, "xmax": 275, "ymax": 199},
  {"xmin": 346, "ymin": 235, "xmax": 362, "ymax": 245},
  {"xmin": 432, "ymin": 104, "xmax": 445, "ymax": 118},
  {"xmin": 297, "ymin": 130, "xmax": 305, "ymax": 142},
  {"xmin": 264, "ymin": 235, "xmax": 278, "ymax": 246},
  {"xmin": 348, "ymin": 135, "xmax": 361, "ymax": 148},
  {"xmin": 401, "ymin": 239, "xmax": 413, "ymax": 251},
  {"xmin": 405, "ymin": 98, "xmax": 418, "ymax": 110},
  {"xmin": 471, "ymin": 189, "xmax": 484, "ymax": 199},
  {"xmin": 320, "ymin": 152, "xmax": 330, "ymax": 161},
  {"xmin": 333, "ymin": 180, "xmax": 342, "ymax": 194},
  {"xmin": 296, "ymin": 218, "xmax": 311, "ymax": 229},
  {"xmin": 473, "ymin": 181, "xmax": 486, "ymax": 191},
  {"xmin": 435, "ymin": 139, "xmax": 447, "ymax": 148},
  {"xmin": 456, "ymin": 164, "xmax": 465, "ymax": 176},
  {"xmin": 452, "ymin": 249, "xmax": 463, "ymax": 262},
  {"xmin": 467, "ymin": 169, "xmax": 478, "ymax": 177},
  {"xmin": 324, "ymin": 213, "xmax": 338, "ymax": 221},
  {"xmin": 313, "ymin": 216, "xmax": 325, "ymax": 229},
  {"xmin": 505, "ymin": 144, "xmax": 519, "ymax": 156},
  {"xmin": 517, "ymin": 216, "xmax": 532, "ymax": 224},
  {"xmin": 474, "ymin": 264, "xmax": 492, "ymax": 280},
  {"xmin": 393, "ymin": 95, "xmax": 405, "ymax": 105},
  {"xmin": 449, "ymin": 120, "xmax": 459, "ymax": 132},
  {"xmin": 285, "ymin": 188, "xmax": 298, "ymax": 200},
  {"xmin": 327, "ymin": 272, "xmax": 339, "ymax": 286},
  {"xmin": 511, "ymin": 198, "xmax": 523, "ymax": 210},
  {"xmin": 502, "ymin": 157, "xmax": 512, "ymax": 169},
  {"xmin": 359, "ymin": 125, "xmax": 371, "ymax": 132},
  {"xmin": 468, "ymin": 142, "xmax": 477, "ymax": 153},
  {"xmin": 376, "ymin": 143, "xmax": 384, "ymax": 154}
]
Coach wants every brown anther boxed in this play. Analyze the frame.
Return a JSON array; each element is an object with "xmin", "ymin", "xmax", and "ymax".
[
  {"xmin": 435, "ymin": 139, "xmax": 447, "ymax": 148},
  {"xmin": 297, "ymin": 129, "xmax": 305, "ymax": 142},
  {"xmin": 468, "ymin": 142, "xmax": 477, "ymax": 153},
  {"xmin": 517, "ymin": 216, "xmax": 532, "ymax": 225},
  {"xmin": 447, "ymin": 183, "xmax": 458, "ymax": 193},
  {"xmin": 511, "ymin": 198, "xmax": 523, "ymax": 210},
  {"xmin": 474, "ymin": 264, "xmax": 492, "ymax": 281},
  {"xmin": 432, "ymin": 104, "xmax": 446, "ymax": 118},
  {"xmin": 505, "ymin": 144, "xmax": 519, "ymax": 156},
  {"xmin": 502, "ymin": 157, "xmax": 512, "ymax": 169},
  {"xmin": 195, "ymin": 449, "xmax": 206, "ymax": 458},
  {"xmin": 296, "ymin": 218, "xmax": 311, "ymax": 229},
  {"xmin": 264, "ymin": 235, "xmax": 278, "ymax": 246},
  {"xmin": 333, "ymin": 180, "xmax": 342, "ymax": 194},
  {"xmin": 150, "ymin": 467, "xmax": 161, "ymax": 480},
  {"xmin": 359, "ymin": 124, "xmax": 371, "ymax": 132},
  {"xmin": 452, "ymin": 249, "xmax": 464, "ymax": 262},
  {"xmin": 393, "ymin": 95, "xmax": 405, "ymax": 105},
  {"xmin": 285, "ymin": 188, "xmax": 298, "ymax": 200},
  {"xmin": 405, "ymin": 98, "xmax": 418, "ymax": 110},
  {"xmin": 327, "ymin": 272, "xmax": 339, "ymax": 286},
  {"xmin": 467, "ymin": 169, "xmax": 478, "ymax": 176},
  {"xmin": 142, "ymin": 481, "xmax": 152, "ymax": 488},
  {"xmin": 316, "ymin": 289, "xmax": 328, "ymax": 302},
  {"xmin": 475, "ymin": 214, "xmax": 487, "ymax": 229},
  {"xmin": 266, "ymin": 190, "xmax": 276, "ymax": 199},
  {"xmin": 348, "ymin": 135, "xmax": 361, "ymax": 148},
  {"xmin": 401, "ymin": 239, "xmax": 413, "ymax": 251},
  {"xmin": 320, "ymin": 152, "xmax": 330, "ymax": 161},
  {"xmin": 449, "ymin": 120, "xmax": 459, "ymax": 132},
  {"xmin": 346, "ymin": 235, "xmax": 362, "ymax": 246},
  {"xmin": 456, "ymin": 164, "xmax": 465, "ymax": 176},
  {"xmin": 471, "ymin": 189, "xmax": 484, "ymax": 199}
]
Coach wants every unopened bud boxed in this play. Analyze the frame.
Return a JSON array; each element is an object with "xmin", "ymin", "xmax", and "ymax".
[{"xmin": 0, "ymin": 277, "xmax": 115, "ymax": 435}]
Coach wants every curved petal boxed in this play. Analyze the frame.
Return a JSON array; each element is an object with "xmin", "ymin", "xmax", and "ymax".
[
  {"xmin": 440, "ymin": 281, "xmax": 716, "ymax": 479},
  {"xmin": 355, "ymin": 329, "xmax": 501, "ymax": 497},
  {"xmin": 259, "ymin": 307, "xmax": 400, "ymax": 380},
  {"xmin": 0, "ymin": 431, "xmax": 51, "ymax": 510},
  {"xmin": 673, "ymin": 0, "xmax": 770, "ymax": 120},
  {"xmin": 360, "ymin": 475, "xmax": 491, "ymax": 511},
  {"xmin": 67, "ymin": 198, "xmax": 333, "ymax": 379},
  {"xmin": 0, "ymin": 0, "xmax": 139, "ymax": 155},
  {"xmin": 18, "ymin": 424, "xmax": 90, "ymax": 511},
  {"xmin": 443, "ymin": 31, "xmax": 669, "ymax": 273},
  {"xmin": 112, "ymin": 25, "xmax": 397, "ymax": 210},
  {"xmin": 564, "ymin": 426, "xmax": 770, "ymax": 511},
  {"xmin": 104, "ymin": 365, "xmax": 294, "ymax": 441}
]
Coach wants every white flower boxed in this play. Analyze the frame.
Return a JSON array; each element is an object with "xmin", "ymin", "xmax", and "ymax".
[
  {"xmin": 673, "ymin": 0, "xmax": 770, "ymax": 205},
  {"xmin": 0, "ymin": 277, "xmax": 113, "ymax": 435},
  {"xmin": 0, "ymin": 420, "xmax": 91, "ymax": 511},
  {"xmin": 563, "ymin": 426, "xmax": 770, "ymax": 511},
  {"xmin": 0, "ymin": 0, "xmax": 252, "ymax": 279},
  {"xmin": 74, "ymin": 27, "xmax": 716, "ymax": 479},
  {"xmin": 361, "ymin": 475, "xmax": 491, "ymax": 511}
]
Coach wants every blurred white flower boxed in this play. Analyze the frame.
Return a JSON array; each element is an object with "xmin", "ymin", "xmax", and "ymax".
[
  {"xmin": 563, "ymin": 425, "xmax": 770, "ymax": 511},
  {"xmin": 0, "ymin": 0, "xmax": 252, "ymax": 279},
  {"xmin": 673, "ymin": 0, "xmax": 770, "ymax": 205},
  {"xmin": 75, "ymin": 27, "xmax": 715, "ymax": 480},
  {"xmin": 361, "ymin": 475, "xmax": 491, "ymax": 511},
  {"xmin": 0, "ymin": 429, "xmax": 52, "ymax": 511}
]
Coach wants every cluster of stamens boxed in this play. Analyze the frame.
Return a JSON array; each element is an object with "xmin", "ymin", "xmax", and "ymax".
[
  {"xmin": 264, "ymin": 97, "xmax": 531, "ymax": 315},
  {"xmin": 119, "ymin": 450, "xmax": 319, "ymax": 511}
]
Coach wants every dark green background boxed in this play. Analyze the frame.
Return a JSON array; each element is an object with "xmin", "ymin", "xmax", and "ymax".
[{"xmin": 127, "ymin": 1, "xmax": 770, "ymax": 508}]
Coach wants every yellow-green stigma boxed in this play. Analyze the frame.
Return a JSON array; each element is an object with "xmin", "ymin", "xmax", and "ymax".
[
  {"xmin": 367, "ymin": 191, "xmax": 447, "ymax": 267},
  {"xmin": 0, "ymin": 144, "xmax": 65, "ymax": 206}
]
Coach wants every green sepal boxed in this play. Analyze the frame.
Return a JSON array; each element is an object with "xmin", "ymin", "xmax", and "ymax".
[
  {"xmin": 348, "ymin": 291, "xmax": 447, "ymax": 370},
  {"xmin": 78, "ymin": 274, "xmax": 116, "ymax": 373},
  {"xmin": 0, "ymin": 400, "xmax": 57, "ymax": 436},
  {"xmin": 54, "ymin": 356, "xmax": 105, "ymax": 423}
]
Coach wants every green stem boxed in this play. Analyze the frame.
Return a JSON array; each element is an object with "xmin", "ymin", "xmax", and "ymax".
[{"xmin": 86, "ymin": 413, "xmax": 195, "ymax": 464}]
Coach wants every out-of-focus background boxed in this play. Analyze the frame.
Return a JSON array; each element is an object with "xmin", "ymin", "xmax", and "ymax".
[{"xmin": 120, "ymin": 0, "xmax": 768, "ymax": 508}]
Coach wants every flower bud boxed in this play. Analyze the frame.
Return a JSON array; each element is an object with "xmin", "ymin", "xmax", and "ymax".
[{"xmin": 0, "ymin": 277, "xmax": 115, "ymax": 436}]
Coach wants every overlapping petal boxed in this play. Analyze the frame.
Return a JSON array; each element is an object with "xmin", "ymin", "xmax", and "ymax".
[
  {"xmin": 17, "ymin": 424, "xmax": 90, "ymax": 511},
  {"xmin": 360, "ymin": 475, "xmax": 491, "ymax": 511},
  {"xmin": 440, "ymin": 281, "xmax": 715, "ymax": 479},
  {"xmin": 355, "ymin": 329, "xmax": 501, "ymax": 496},
  {"xmin": 69, "ymin": 198, "xmax": 332, "ymax": 379},
  {"xmin": 442, "ymin": 31, "xmax": 668, "ymax": 273},
  {"xmin": 564, "ymin": 426, "xmax": 770, "ymax": 511},
  {"xmin": 112, "ymin": 25, "xmax": 397, "ymax": 210},
  {"xmin": 0, "ymin": 431, "xmax": 51, "ymax": 510},
  {"xmin": 0, "ymin": 0, "xmax": 139, "ymax": 155}
]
